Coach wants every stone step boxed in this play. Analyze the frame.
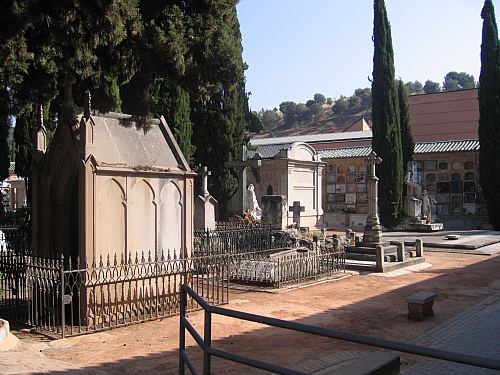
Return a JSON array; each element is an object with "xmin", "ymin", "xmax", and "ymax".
[
  {"xmin": 344, "ymin": 260, "xmax": 377, "ymax": 272},
  {"xmin": 345, "ymin": 253, "xmax": 377, "ymax": 262},
  {"xmin": 346, "ymin": 252, "xmax": 411, "ymax": 263},
  {"xmin": 345, "ymin": 245, "xmax": 399, "ymax": 255}
]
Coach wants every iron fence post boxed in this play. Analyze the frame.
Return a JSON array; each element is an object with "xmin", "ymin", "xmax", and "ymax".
[
  {"xmin": 60, "ymin": 254, "xmax": 65, "ymax": 339},
  {"xmin": 179, "ymin": 286, "xmax": 186, "ymax": 375},
  {"xmin": 277, "ymin": 258, "xmax": 280, "ymax": 289},
  {"xmin": 203, "ymin": 309, "xmax": 212, "ymax": 375}
]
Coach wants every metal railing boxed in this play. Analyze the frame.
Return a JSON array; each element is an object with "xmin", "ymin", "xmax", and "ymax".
[
  {"xmin": 0, "ymin": 250, "xmax": 229, "ymax": 338},
  {"xmin": 179, "ymin": 284, "xmax": 500, "ymax": 375},
  {"xmin": 193, "ymin": 225, "xmax": 280, "ymax": 257},
  {"xmin": 228, "ymin": 248, "xmax": 345, "ymax": 288}
]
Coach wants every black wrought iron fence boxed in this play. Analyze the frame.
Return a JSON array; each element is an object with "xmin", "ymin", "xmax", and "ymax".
[
  {"xmin": 228, "ymin": 248, "xmax": 345, "ymax": 288},
  {"xmin": 0, "ymin": 250, "xmax": 229, "ymax": 338},
  {"xmin": 194, "ymin": 224, "xmax": 276, "ymax": 256},
  {"xmin": 0, "ymin": 225, "xmax": 30, "ymax": 254},
  {"xmin": 0, "ymin": 251, "xmax": 62, "ymax": 333}
]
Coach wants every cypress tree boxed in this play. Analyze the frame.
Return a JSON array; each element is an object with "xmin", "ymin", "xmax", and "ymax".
[
  {"xmin": 189, "ymin": 1, "xmax": 249, "ymax": 217},
  {"xmin": 164, "ymin": 85, "xmax": 195, "ymax": 165},
  {"xmin": 398, "ymin": 80, "xmax": 414, "ymax": 174},
  {"xmin": 0, "ymin": 94, "xmax": 10, "ymax": 219},
  {"xmin": 121, "ymin": 1, "xmax": 195, "ymax": 162},
  {"xmin": 478, "ymin": 0, "xmax": 500, "ymax": 229},
  {"xmin": 371, "ymin": 0, "xmax": 404, "ymax": 230},
  {"xmin": 13, "ymin": 109, "xmax": 35, "ymax": 201}
]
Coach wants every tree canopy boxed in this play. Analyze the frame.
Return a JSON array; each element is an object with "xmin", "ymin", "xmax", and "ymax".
[
  {"xmin": 443, "ymin": 71, "xmax": 476, "ymax": 91},
  {"xmin": 423, "ymin": 80, "xmax": 441, "ymax": 94},
  {"xmin": 398, "ymin": 80, "xmax": 414, "ymax": 174},
  {"xmin": 0, "ymin": 0, "xmax": 253, "ymax": 218},
  {"xmin": 478, "ymin": 0, "xmax": 500, "ymax": 229},
  {"xmin": 371, "ymin": 0, "xmax": 403, "ymax": 230}
]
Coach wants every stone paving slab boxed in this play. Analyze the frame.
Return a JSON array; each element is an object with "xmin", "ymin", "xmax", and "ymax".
[
  {"xmin": 0, "ymin": 350, "xmax": 111, "ymax": 375},
  {"xmin": 403, "ymin": 291, "xmax": 500, "ymax": 374}
]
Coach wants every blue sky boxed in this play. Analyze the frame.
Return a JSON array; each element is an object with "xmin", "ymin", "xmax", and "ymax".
[{"xmin": 237, "ymin": 0, "xmax": 500, "ymax": 111}]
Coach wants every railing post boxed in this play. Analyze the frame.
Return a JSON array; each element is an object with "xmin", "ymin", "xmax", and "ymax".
[
  {"xmin": 203, "ymin": 309, "xmax": 212, "ymax": 375},
  {"xmin": 60, "ymin": 254, "xmax": 65, "ymax": 339},
  {"xmin": 179, "ymin": 286, "xmax": 186, "ymax": 375}
]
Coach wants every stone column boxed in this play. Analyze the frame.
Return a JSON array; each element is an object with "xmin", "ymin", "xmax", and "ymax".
[{"xmin": 363, "ymin": 152, "xmax": 383, "ymax": 244}]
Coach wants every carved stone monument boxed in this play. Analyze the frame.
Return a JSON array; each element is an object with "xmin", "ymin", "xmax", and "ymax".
[
  {"xmin": 404, "ymin": 171, "xmax": 422, "ymax": 219},
  {"xmin": 246, "ymin": 184, "xmax": 262, "ymax": 220},
  {"xmin": 261, "ymin": 195, "xmax": 287, "ymax": 230},
  {"xmin": 194, "ymin": 166, "xmax": 217, "ymax": 230},
  {"xmin": 363, "ymin": 152, "xmax": 383, "ymax": 244},
  {"xmin": 402, "ymin": 164, "xmax": 443, "ymax": 232},
  {"xmin": 289, "ymin": 201, "xmax": 305, "ymax": 228},
  {"xmin": 225, "ymin": 145, "xmax": 262, "ymax": 215}
]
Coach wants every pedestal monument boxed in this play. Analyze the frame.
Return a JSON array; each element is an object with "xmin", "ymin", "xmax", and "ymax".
[{"xmin": 363, "ymin": 152, "xmax": 383, "ymax": 244}]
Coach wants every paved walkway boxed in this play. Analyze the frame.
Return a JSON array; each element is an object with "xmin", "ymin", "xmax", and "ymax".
[
  {"xmin": 403, "ymin": 291, "xmax": 500, "ymax": 374},
  {"xmin": 0, "ymin": 349, "xmax": 111, "ymax": 374},
  {"xmin": 383, "ymin": 230, "xmax": 500, "ymax": 255}
]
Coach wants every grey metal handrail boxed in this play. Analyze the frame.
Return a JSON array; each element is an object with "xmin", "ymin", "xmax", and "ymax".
[{"xmin": 179, "ymin": 283, "xmax": 500, "ymax": 374}]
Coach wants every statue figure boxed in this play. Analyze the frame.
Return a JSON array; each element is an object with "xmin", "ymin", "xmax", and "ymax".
[
  {"xmin": 405, "ymin": 171, "xmax": 422, "ymax": 199},
  {"xmin": 421, "ymin": 190, "xmax": 436, "ymax": 223},
  {"xmin": 404, "ymin": 171, "xmax": 423, "ymax": 219},
  {"xmin": 246, "ymin": 184, "xmax": 262, "ymax": 220}
]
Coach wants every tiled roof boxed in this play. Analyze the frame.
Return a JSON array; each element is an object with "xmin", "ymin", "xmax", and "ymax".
[
  {"xmin": 250, "ymin": 130, "xmax": 372, "ymax": 146},
  {"xmin": 318, "ymin": 140, "xmax": 480, "ymax": 160},
  {"xmin": 247, "ymin": 143, "xmax": 292, "ymax": 159},
  {"xmin": 318, "ymin": 146, "xmax": 372, "ymax": 159},
  {"xmin": 414, "ymin": 139, "xmax": 479, "ymax": 153}
]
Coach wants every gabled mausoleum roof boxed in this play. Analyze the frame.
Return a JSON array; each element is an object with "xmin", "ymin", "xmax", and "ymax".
[{"xmin": 82, "ymin": 112, "xmax": 191, "ymax": 172}]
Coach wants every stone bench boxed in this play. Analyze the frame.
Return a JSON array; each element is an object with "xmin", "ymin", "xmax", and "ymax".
[{"xmin": 406, "ymin": 291, "xmax": 437, "ymax": 321}]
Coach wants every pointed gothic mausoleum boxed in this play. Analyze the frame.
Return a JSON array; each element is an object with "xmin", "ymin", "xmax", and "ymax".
[{"xmin": 31, "ymin": 106, "xmax": 195, "ymax": 261}]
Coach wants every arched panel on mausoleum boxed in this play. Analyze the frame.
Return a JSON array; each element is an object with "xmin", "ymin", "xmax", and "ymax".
[
  {"xmin": 159, "ymin": 180, "xmax": 183, "ymax": 254},
  {"xmin": 97, "ymin": 178, "xmax": 126, "ymax": 259},
  {"xmin": 47, "ymin": 127, "xmax": 80, "ymax": 259},
  {"xmin": 287, "ymin": 142, "xmax": 317, "ymax": 161},
  {"xmin": 129, "ymin": 179, "xmax": 156, "ymax": 254}
]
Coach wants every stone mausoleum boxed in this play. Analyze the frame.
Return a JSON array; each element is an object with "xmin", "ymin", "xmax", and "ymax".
[
  {"xmin": 32, "ymin": 104, "xmax": 195, "ymax": 261},
  {"xmin": 240, "ymin": 142, "xmax": 325, "ymax": 229}
]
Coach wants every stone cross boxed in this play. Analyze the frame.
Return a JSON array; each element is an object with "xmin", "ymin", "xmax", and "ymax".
[
  {"xmin": 225, "ymin": 144, "xmax": 262, "ymax": 214},
  {"xmin": 366, "ymin": 151, "xmax": 382, "ymax": 180},
  {"xmin": 289, "ymin": 201, "xmax": 305, "ymax": 227},
  {"xmin": 200, "ymin": 165, "xmax": 211, "ymax": 197},
  {"xmin": 363, "ymin": 151, "xmax": 383, "ymax": 244}
]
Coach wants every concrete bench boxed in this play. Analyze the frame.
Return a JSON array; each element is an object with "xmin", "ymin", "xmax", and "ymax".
[{"xmin": 406, "ymin": 291, "xmax": 437, "ymax": 321}]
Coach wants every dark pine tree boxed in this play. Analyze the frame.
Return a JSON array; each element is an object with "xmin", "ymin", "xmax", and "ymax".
[
  {"xmin": 13, "ymin": 109, "xmax": 35, "ymax": 206},
  {"xmin": 371, "ymin": 0, "xmax": 404, "ymax": 229},
  {"xmin": 398, "ymin": 80, "xmax": 414, "ymax": 175},
  {"xmin": 0, "ymin": 93, "xmax": 10, "ymax": 219},
  {"xmin": 121, "ymin": 1, "xmax": 194, "ymax": 163},
  {"xmin": 189, "ymin": 1, "xmax": 249, "ymax": 218},
  {"xmin": 165, "ymin": 85, "xmax": 196, "ymax": 165},
  {"xmin": 478, "ymin": 0, "xmax": 500, "ymax": 229}
]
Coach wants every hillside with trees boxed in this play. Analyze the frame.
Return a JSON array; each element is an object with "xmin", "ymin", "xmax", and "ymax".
[{"xmin": 254, "ymin": 70, "xmax": 477, "ymax": 135}]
